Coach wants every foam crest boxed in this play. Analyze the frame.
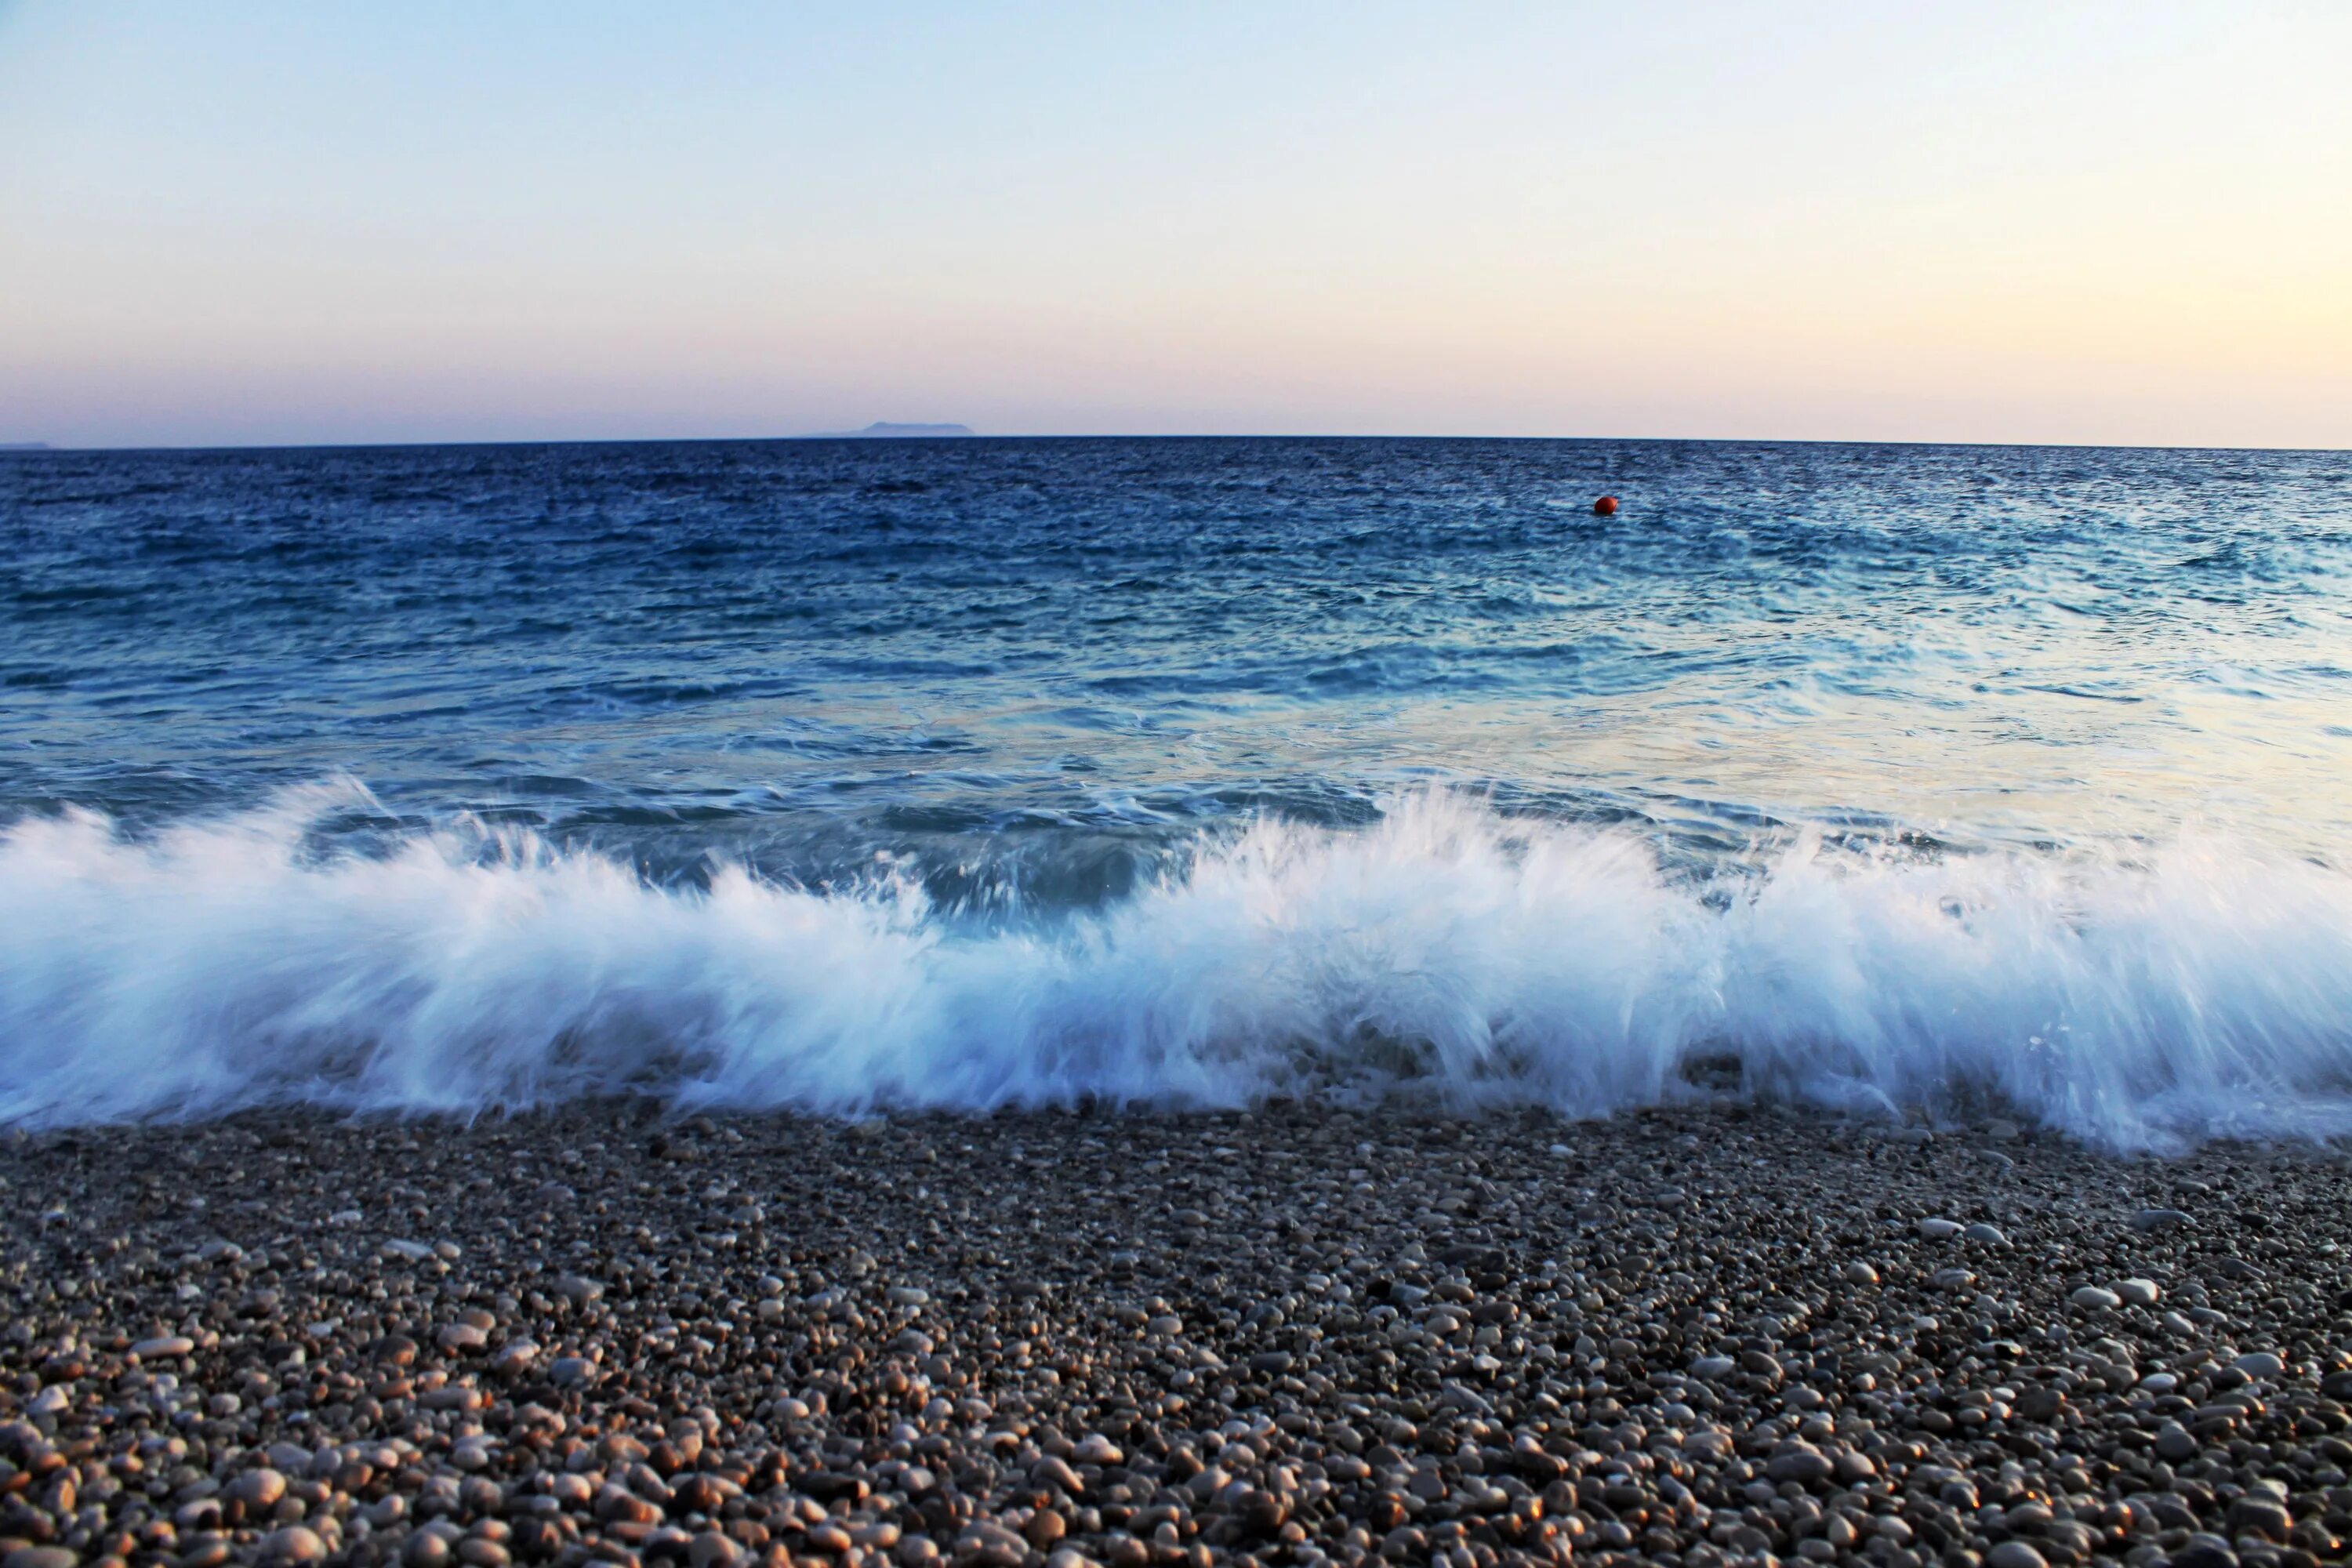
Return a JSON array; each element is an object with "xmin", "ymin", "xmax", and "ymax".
[{"xmin": 5, "ymin": 786, "xmax": 2352, "ymax": 1149}]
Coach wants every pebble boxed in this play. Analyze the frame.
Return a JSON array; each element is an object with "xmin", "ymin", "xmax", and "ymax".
[
  {"xmin": 227, "ymin": 1467, "xmax": 288, "ymax": 1511},
  {"xmin": 2, "ymin": 1550, "xmax": 80, "ymax": 1568},
  {"xmin": 8, "ymin": 1102, "xmax": 2352, "ymax": 1568},
  {"xmin": 260, "ymin": 1526, "xmax": 328, "ymax": 1563},
  {"xmin": 437, "ymin": 1321, "xmax": 488, "ymax": 1352},
  {"xmin": 2130, "ymin": 1207, "xmax": 2194, "ymax": 1232},
  {"xmin": 1764, "ymin": 1442, "xmax": 1835, "ymax": 1483}
]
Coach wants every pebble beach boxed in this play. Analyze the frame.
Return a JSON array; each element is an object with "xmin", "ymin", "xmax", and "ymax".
[{"xmin": 5, "ymin": 1105, "xmax": 2351, "ymax": 1568}]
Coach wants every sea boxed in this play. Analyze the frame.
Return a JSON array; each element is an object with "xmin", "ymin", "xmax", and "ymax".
[{"xmin": 4, "ymin": 436, "xmax": 2350, "ymax": 1148}]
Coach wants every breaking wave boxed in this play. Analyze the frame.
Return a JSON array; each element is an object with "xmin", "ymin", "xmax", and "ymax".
[{"xmin": 5, "ymin": 786, "xmax": 2352, "ymax": 1150}]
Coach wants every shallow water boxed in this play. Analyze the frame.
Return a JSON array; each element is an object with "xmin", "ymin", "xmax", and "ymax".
[{"xmin": 5, "ymin": 437, "xmax": 2351, "ymax": 1142}]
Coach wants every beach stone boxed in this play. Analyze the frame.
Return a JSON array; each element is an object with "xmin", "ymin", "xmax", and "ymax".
[
  {"xmin": 1765, "ymin": 1443, "xmax": 1834, "ymax": 1484},
  {"xmin": 4, "ymin": 1550, "xmax": 80, "ymax": 1568},
  {"xmin": 2235, "ymin": 1350, "xmax": 2286, "ymax": 1378},
  {"xmin": 1917, "ymin": 1218, "xmax": 1963, "ymax": 1240},
  {"xmin": 2071, "ymin": 1285, "xmax": 2122, "ymax": 1310},
  {"xmin": 2132, "ymin": 1207, "xmax": 2194, "ymax": 1232},
  {"xmin": 1985, "ymin": 1541, "xmax": 2049, "ymax": 1568},
  {"xmin": 2114, "ymin": 1277, "xmax": 2160, "ymax": 1306},
  {"xmin": 133, "ymin": 1334, "xmax": 194, "ymax": 1358},
  {"xmin": 2169, "ymin": 1541, "xmax": 2239, "ymax": 1568},
  {"xmin": 1031, "ymin": 1456, "xmax": 1084, "ymax": 1494},
  {"xmin": 228, "ymin": 1468, "xmax": 289, "ymax": 1512},
  {"xmin": 2228, "ymin": 1495, "xmax": 2292, "ymax": 1540},
  {"xmin": 19, "ymin": 1098, "xmax": 2352, "ymax": 1568},
  {"xmin": 261, "ymin": 1526, "xmax": 328, "ymax": 1564}
]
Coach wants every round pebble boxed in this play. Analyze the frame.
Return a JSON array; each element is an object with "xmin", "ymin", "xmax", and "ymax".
[{"xmin": 5, "ymin": 1102, "xmax": 2350, "ymax": 1568}]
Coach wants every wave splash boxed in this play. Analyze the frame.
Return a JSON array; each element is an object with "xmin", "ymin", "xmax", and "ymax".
[{"xmin": 5, "ymin": 786, "xmax": 2352, "ymax": 1149}]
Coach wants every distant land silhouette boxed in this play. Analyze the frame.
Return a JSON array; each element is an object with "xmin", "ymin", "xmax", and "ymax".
[
  {"xmin": 0, "ymin": 442, "xmax": 51, "ymax": 452},
  {"xmin": 802, "ymin": 422, "xmax": 975, "ymax": 439}
]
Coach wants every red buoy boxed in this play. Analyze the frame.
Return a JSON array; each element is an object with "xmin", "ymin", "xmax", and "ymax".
[{"xmin": 1592, "ymin": 495, "xmax": 1619, "ymax": 516}]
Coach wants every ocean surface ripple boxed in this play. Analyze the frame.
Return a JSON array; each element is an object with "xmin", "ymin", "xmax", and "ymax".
[{"xmin": 5, "ymin": 437, "xmax": 2350, "ymax": 1142}]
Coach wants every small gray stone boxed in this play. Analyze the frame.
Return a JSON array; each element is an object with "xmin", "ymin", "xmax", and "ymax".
[
  {"xmin": 1765, "ymin": 1444, "xmax": 1834, "ymax": 1484},
  {"xmin": 2227, "ymin": 1495, "xmax": 2292, "ymax": 1541},
  {"xmin": 555, "ymin": 1274, "xmax": 604, "ymax": 1307},
  {"xmin": 437, "ymin": 1322, "xmax": 488, "ymax": 1353},
  {"xmin": 1986, "ymin": 1542, "xmax": 2049, "ymax": 1568},
  {"xmin": 227, "ymin": 1468, "xmax": 289, "ymax": 1511},
  {"xmin": 262, "ymin": 1526, "xmax": 328, "ymax": 1564},
  {"xmin": 4, "ymin": 1548, "xmax": 82, "ymax": 1568}
]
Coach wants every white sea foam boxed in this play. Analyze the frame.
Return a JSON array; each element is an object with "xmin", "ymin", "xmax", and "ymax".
[{"xmin": 6, "ymin": 785, "xmax": 2352, "ymax": 1149}]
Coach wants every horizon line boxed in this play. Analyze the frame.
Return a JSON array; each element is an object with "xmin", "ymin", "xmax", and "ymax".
[{"xmin": 7, "ymin": 431, "xmax": 2350, "ymax": 458}]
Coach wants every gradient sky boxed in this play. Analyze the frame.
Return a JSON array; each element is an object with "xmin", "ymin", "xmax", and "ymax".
[{"xmin": 3, "ymin": 2, "xmax": 2348, "ymax": 450}]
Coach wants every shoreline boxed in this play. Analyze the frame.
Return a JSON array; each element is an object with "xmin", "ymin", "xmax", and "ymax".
[{"xmin": 4, "ymin": 1102, "xmax": 2349, "ymax": 1568}]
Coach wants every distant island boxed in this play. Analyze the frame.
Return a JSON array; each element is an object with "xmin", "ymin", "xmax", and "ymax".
[
  {"xmin": 801, "ymin": 422, "xmax": 975, "ymax": 439},
  {"xmin": 0, "ymin": 442, "xmax": 50, "ymax": 452}
]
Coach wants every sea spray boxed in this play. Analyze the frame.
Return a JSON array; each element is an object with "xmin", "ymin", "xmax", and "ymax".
[{"xmin": 6, "ymin": 786, "xmax": 2352, "ymax": 1147}]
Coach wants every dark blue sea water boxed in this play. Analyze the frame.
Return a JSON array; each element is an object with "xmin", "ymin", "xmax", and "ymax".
[{"xmin": 5, "ymin": 437, "xmax": 2352, "ymax": 1142}]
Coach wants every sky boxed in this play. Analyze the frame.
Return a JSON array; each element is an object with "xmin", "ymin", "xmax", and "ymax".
[{"xmin": 2, "ymin": 2, "xmax": 2348, "ymax": 450}]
